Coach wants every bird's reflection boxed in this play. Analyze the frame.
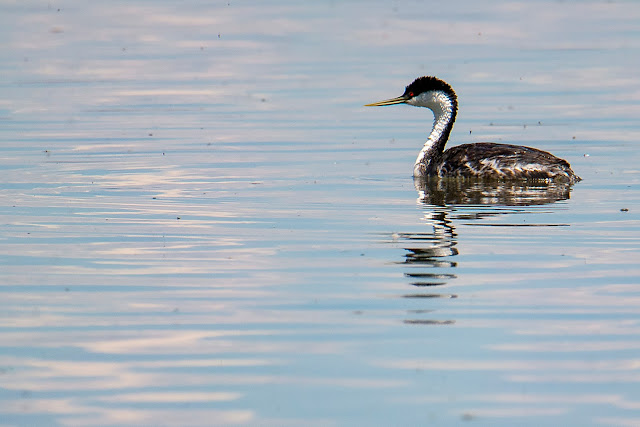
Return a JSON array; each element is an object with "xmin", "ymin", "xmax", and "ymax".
[
  {"xmin": 393, "ymin": 209, "xmax": 459, "ymax": 306},
  {"xmin": 391, "ymin": 177, "xmax": 577, "ymax": 325},
  {"xmin": 414, "ymin": 176, "xmax": 573, "ymax": 206}
]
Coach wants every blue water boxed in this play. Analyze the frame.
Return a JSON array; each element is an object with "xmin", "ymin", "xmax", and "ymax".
[{"xmin": 1, "ymin": 1, "xmax": 640, "ymax": 426}]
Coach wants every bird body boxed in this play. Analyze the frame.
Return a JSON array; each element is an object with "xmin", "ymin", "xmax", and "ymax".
[
  {"xmin": 420, "ymin": 142, "xmax": 578, "ymax": 181},
  {"xmin": 366, "ymin": 76, "xmax": 580, "ymax": 183}
]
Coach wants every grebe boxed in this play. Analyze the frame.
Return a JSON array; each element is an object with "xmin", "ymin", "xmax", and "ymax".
[{"xmin": 365, "ymin": 76, "xmax": 580, "ymax": 183}]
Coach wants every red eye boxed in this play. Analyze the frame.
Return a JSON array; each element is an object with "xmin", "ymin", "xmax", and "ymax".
[{"xmin": 408, "ymin": 92, "xmax": 414, "ymax": 97}]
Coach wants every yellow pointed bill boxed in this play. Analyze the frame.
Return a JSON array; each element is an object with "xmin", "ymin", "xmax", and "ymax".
[{"xmin": 364, "ymin": 96, "xmax": 408, "ymax": 107}]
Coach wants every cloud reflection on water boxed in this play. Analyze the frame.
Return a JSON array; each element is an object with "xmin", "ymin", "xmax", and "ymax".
[{"xmin": 2, "ymin": 0, "xmax": 640, "ymax": 426}]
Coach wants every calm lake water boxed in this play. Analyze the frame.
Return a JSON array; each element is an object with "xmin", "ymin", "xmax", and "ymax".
[{"xmin": 2, "ymin": 1, "xmax": 640, "ymax": 426}]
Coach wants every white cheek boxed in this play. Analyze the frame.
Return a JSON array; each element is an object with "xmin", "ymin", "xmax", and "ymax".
[{"xmin": 407, "ymin": 92, "xmax": 437, "ymax": 108}]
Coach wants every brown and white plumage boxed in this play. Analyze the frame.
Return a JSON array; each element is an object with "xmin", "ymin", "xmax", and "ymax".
[{"xmin": 365, "ymin": 76, "xmax": 580, "ymax": 183}]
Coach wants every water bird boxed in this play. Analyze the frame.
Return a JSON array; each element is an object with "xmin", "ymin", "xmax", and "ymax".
[{"xmin": 365, "ymin": 76, "xmax": 580, "ymax": 183}]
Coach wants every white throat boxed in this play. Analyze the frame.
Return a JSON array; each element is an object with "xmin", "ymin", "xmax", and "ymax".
[{"xmin": 409, "ymin": 90, "xmax": 456, "ymax": 176}]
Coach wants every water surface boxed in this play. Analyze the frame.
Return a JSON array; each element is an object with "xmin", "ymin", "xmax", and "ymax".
[{"xmin": 1, "ymin": 1, "xmax": 640, "ymax": 426}]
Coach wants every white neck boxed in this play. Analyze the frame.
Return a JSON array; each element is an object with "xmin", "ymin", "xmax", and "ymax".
[{"xmin": 409, "ymin": 90, "xmax": 456, "ymax": 176}]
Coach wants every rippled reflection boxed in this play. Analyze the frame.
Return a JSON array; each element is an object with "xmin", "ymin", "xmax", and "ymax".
[
  {"xmin": 392, "ymin": 177, "xmax": 578, "ymax": 325},
  {"xmin": 414, "ymin": 176, "xmax": 576, "ymax": 206},
  {"xmin": 389, "ymin": 208, "xmax": 458, "ymax": 324}
]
